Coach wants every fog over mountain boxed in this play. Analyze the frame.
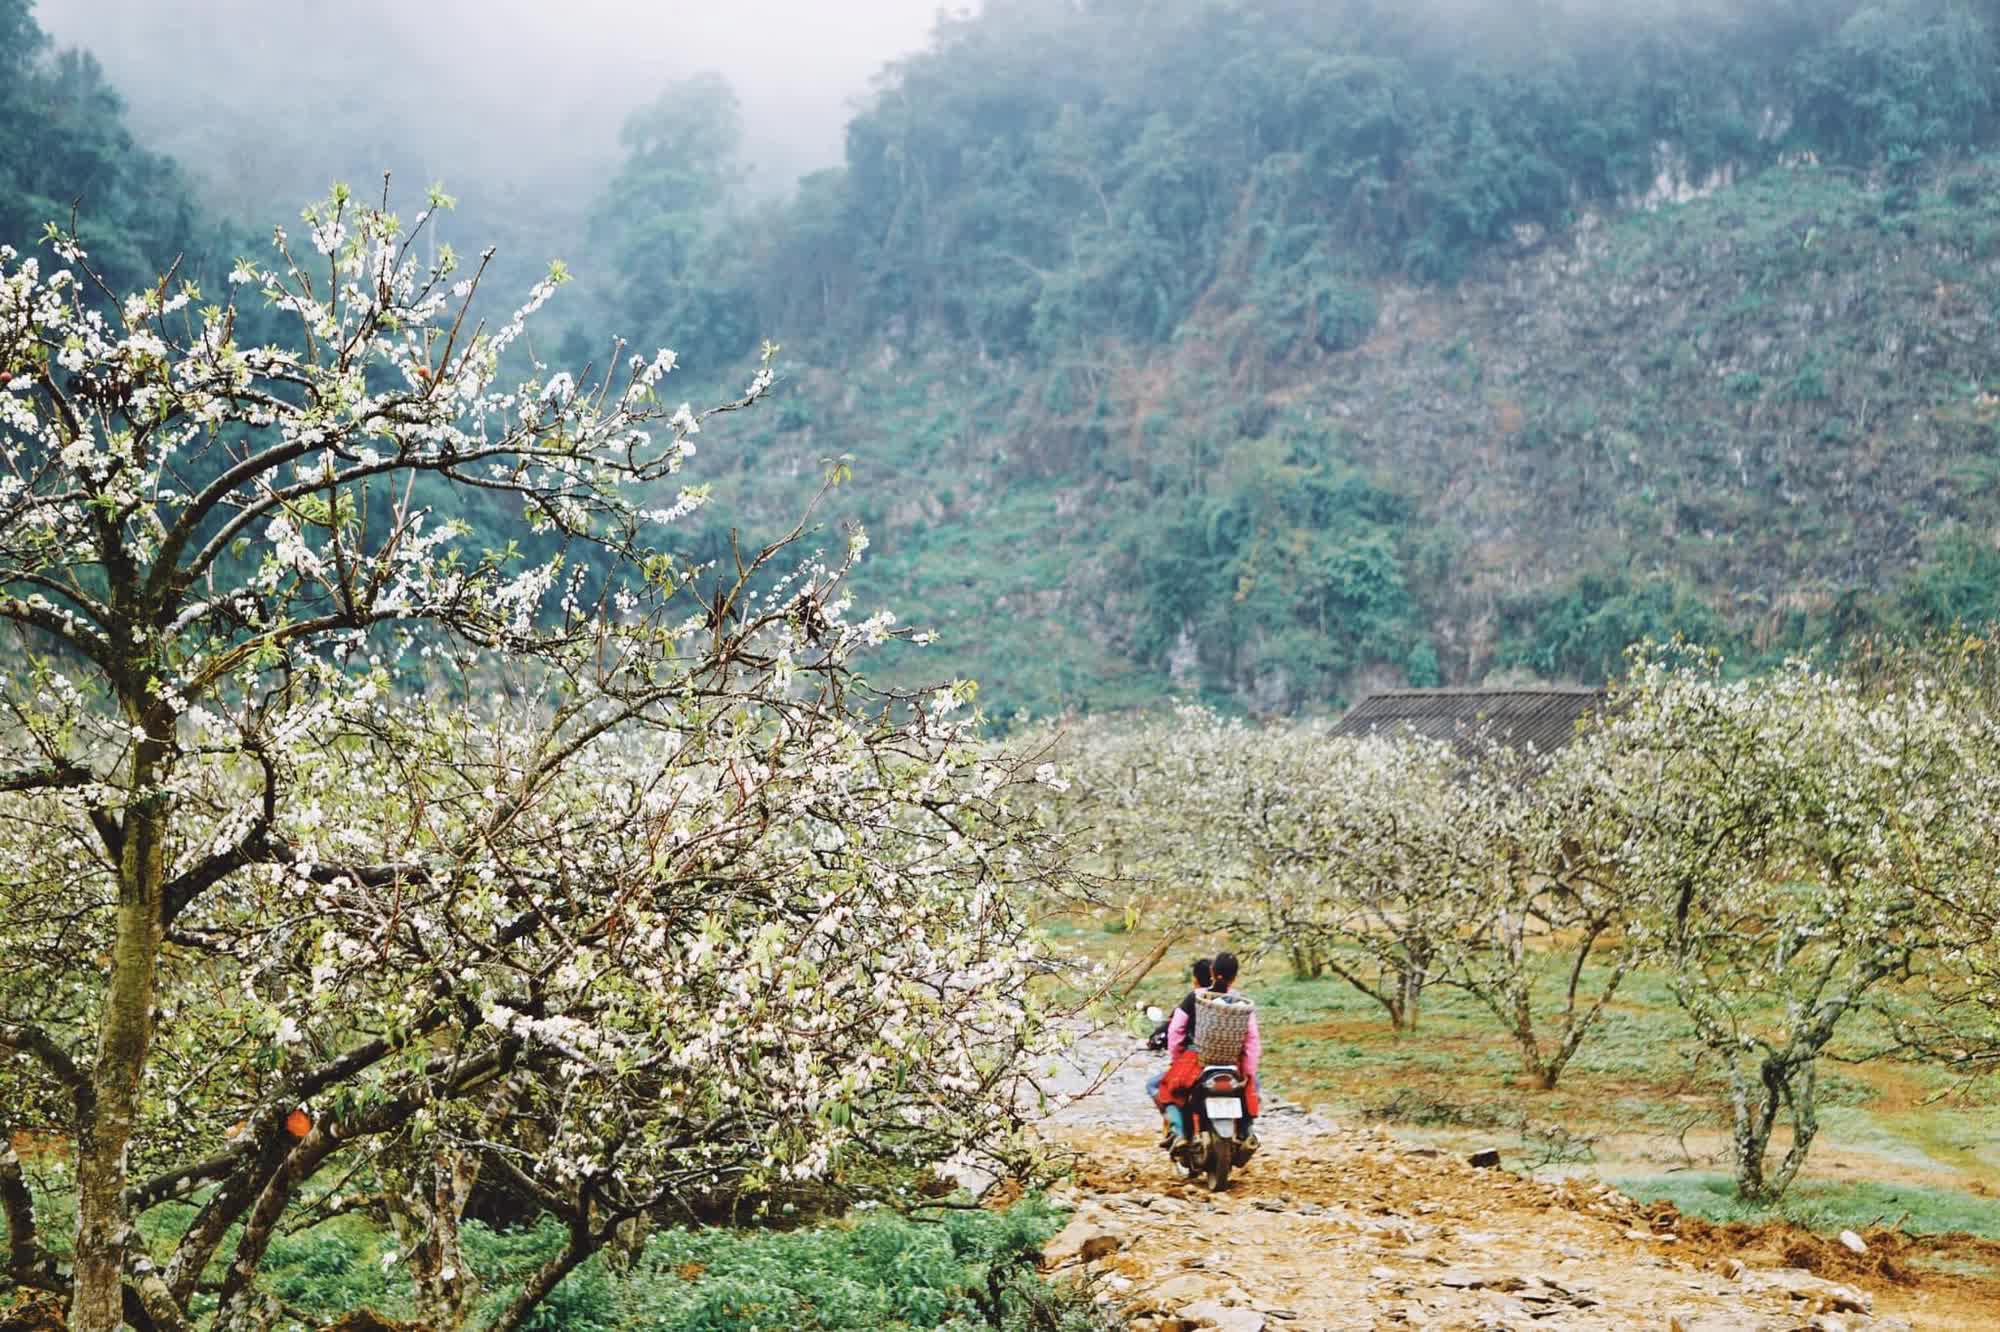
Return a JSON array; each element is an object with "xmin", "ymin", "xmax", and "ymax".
[{"xmin": 34, "ymin": 0, "xmax": 958, "ymax": 206}]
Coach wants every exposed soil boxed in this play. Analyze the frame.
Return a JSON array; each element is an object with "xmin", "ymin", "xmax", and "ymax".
[{"xmin": 1034, "ymin": 1030, "xmax": 2000, "ymax": 1331}]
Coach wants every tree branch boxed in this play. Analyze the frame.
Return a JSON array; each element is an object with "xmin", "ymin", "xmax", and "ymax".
[
  {"xmin": 2, "ymin": 1133, "xmax": 59, "ymax": 1290},
  {"xmin": 485, "ymin": 1219, "xmax": 594, "ymax": 1332},
  {"xmin": 0, "ymin": 595, "xmax": 121, "ymax": 676},
  {"xmin": 159, "ymin": 746, "xmax": 283, "ymax": 926},
  {"xmin": 0, "ymin": 759, "xmax": 93, "ymax": 793},
  {"xmin": 0, "ymin": 1021, "xmax": 94, "ymax": 1117},
  {"xmin": 211, "ymin": 1126, "xmax": 341, "ymax": 1329}
]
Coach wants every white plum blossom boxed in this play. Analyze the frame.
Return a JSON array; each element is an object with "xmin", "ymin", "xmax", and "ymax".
[
  {"xmin": 1048, "ymin": 653, "xmax": 2000, "ymax": 1200},
  {"xmin": 0, "ymin": 190, "xmax": 1073, "ymax": 1332}
]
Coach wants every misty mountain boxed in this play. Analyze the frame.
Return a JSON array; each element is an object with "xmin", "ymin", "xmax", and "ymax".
[
  {"xmin": 7, "ymin": 0, "xmax": 2000, "ymax": 714},
  {"xmin": 558, "ymin": 0, "xmax": 2000, "ymax": 712},
  {"xmin": 30, "ymin": 0, "xmax": 946, "ymax": 306}
]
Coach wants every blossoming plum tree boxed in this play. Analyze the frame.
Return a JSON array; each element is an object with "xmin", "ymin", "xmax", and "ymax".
[
  {"xmin": 1263, "ymin": 730, "xmax": 1480, "ymax": 1031},
  {"xmin": 0, "ymin": 186, "xmax": 1068, "ymax": 1332},
  {"xmin": 1054, "ymin": 651, "xmax": 2000, "ymax": 1199},
  {"xmin": 1050, "ymin": 707, "xmax": 1343, "ymax": 981},
  {"xmin": 1056, "ymin": 709, "xmax": 1488, "ymax": 1030},
  {"xmin": 1302, "ymin": 733, "xmax": 1638, "ymax": 1086},
  {"xmin": 1197, "ymin": 723, "xmax": 1636, "ymax": 1070},
  {"xmin": 1593, "ymin": 649, "xmax": 1995, "ymax": 1201}
]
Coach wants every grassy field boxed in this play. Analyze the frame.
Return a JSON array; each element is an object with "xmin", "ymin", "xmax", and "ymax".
[{"xmin": 1053, "ymin": 912, "xmax": 2000, "ymax": 1246}]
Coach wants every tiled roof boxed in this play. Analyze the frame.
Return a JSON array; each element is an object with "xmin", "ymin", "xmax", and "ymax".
[{"xmin": 1328, "ymin": 687, "xmax": 1606, "ymax": 756}]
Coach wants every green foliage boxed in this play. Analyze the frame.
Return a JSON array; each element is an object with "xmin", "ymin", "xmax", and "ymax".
[
  {"xmin": 19, "ymin": 0, "xmax": 2000, "ymax": 716},
  {"xmin": 1246, "ymin": 235, "xmax": 1379, "ymax": 359},
  {"xmin": 698, "ymin": 0, "xmax": 2000, "ymax": 358},
  {"xmin": 260, "ymin": 1226, "xmax": 400, "ymax": 1319},
  {"xmin": 461, "ymin": 1202, "xmax": 1090, "ymax": 1332},
  {"xmin": 1900, "ymin": 530, "xmax": 2000, "ymax": 628},
  {"xmin": 1789, "ymin": 1, "xmax": 1998, "ymax": 168},
  {"xmin": 573, "ymin": 72, "xmax": 762, "ymax": 374},
  {"xmin": 465, "ymin": 1221, "xmax": 621, "ymax": 1331},
  {"xmin": 0, "ymin": 2, "xmax": 222, "ymax": 294},
  {"xmin": 1499, "ymin": 572, "xmax": 1723, "ymax": 682},
  {"xmin": 1619, "ymin": 1173, "xmax": 2000, "ymax": 1239},
  {"xmin": 626, "ymin": 1201, "xmax": 1083, "ymax": 1331},
  {"xmin": 566, "ymin": 0, "xmax": 2000, "ymax": 714},
  {"xmin": 1125, "ymin": 446, "xmax": 1421, "ymax": 704},
  {"xmin": 79, "ymin": 1202, "xmax": 1097, "ymax": 1332}
]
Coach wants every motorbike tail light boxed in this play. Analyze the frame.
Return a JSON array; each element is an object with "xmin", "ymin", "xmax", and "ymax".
[{"xmin": 1210, "ymin": 1075, "xmax": 1236, "ymax": 1092}]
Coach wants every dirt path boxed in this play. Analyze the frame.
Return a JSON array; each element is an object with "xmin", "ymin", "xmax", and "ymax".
[{"xmin": 1031, "ymin": 1029, "xmax": 2000, "ymax": 1331}]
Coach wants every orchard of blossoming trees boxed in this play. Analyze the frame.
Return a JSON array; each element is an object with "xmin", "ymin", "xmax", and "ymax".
[
  {"xmin": 0, "ymin": 188, "xmax": 1081, "ymax": 1332},
  {"xmin": 1050, "ymin": 644, "xmax": 2000, "ymax": 1203}
]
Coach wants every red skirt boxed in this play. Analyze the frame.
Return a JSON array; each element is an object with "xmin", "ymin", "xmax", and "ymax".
[{"xmin": 1154, "ymin": 1048, "xmax": 1260, "ymax": 1116}]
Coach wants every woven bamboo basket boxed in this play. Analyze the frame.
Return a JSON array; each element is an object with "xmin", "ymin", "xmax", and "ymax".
[{"xmin": 1192, "ymin": 990, "xmax": 1255, "ymax": 1066}]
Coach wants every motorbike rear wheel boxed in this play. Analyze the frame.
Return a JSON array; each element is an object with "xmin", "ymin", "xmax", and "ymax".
[{"xmin": 1206, "ymin": 1132, "xmax": 1232, "ymax": 1191}]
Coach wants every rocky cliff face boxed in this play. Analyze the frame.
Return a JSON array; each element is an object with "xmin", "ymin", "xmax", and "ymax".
[{"xmin": 710, "ymin": 152, "xmax": 2000, "ymax": 713}]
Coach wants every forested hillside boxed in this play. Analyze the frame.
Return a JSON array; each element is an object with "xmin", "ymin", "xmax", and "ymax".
[
  {"xmin": 568, "ymin": 0, "xmax": 2000, "ymax": 713},
  {"xmin": 10, "ymin": 0, "xmax": 2000, "ymax": 713},
  {"xmin": 0, "ymin": 0, "xmax": 218, "ymax": 292}
]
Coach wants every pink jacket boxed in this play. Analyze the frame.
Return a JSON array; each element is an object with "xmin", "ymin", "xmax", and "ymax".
[{"xmin": 1166, "ymin": 996, "xmax": 1260, "ymax": 1077}]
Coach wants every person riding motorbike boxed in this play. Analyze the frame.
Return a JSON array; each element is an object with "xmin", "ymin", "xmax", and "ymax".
[
  {"xmin": 1147, "ymin": 956, "xmax": 1211, "ymax": 1138},
  {"xmin": 1153, "ymin": 951, "xmax": 1260, "ymax": 1151}
]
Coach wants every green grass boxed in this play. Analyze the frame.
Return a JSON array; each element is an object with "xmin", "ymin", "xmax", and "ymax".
[
  {"xmin": 1616, "ymin": 1173, "xmax": 2000, "ymax": 1240},
  {"xmin": 615, "ymin": 1199, "xmax": 1093, "ymax": 1332},
  {"xmin": 261, "ymin": 1218, "xmax": 400, "ymax": 1320}
]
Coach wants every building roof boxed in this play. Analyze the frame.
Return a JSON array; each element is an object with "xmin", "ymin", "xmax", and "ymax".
[{"xmin": 1328, "ymin": 687, "xmax": 1606, "ymax": 757}]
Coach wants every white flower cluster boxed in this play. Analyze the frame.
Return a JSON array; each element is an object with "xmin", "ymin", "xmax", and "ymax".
[{"xmin": 0, "ymin": 193, "xmax": 1072, "ymax": 1332}]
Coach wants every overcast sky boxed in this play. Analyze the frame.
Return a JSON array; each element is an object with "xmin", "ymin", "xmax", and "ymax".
[{"xmin": 34, "ymin": 0, "xmax": 967, "ymax": 199}]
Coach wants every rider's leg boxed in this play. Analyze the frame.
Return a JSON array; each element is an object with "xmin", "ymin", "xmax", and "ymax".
[
  {"xmin": 1163, "ymin": 1103, "xmax": 1188, "ymax": 1141},
  {"xmin": 1147, "ymin": 1071, "xmax": 1174, "ymax": 1143}
]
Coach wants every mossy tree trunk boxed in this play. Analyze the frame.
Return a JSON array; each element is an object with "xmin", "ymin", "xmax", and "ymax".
[{"xmin": 71, "ymin": 735, "xmax": 167, "ymax": 1332}]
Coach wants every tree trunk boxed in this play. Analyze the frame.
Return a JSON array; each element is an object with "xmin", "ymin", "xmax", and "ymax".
[
  {"xmin": 1766, "ymin": 1059, "xmax": 1820, "ymax": 1200},
  {"xmin": 1729, "ymin": 1052, "xmax": 1804, "ymax": 1204},
  {"xmin": 214, "ymin": 1128, "xmax": 339, "ymax": 1330},
  {"xmin": 72, "ymin": 790, "xmax": 167, "ymax": 1332},
  {"xmin": 3, "ymin": 1127, "xmax": 46, "ymax": 1287},
  {"xmin": 164, "ymin": 1137, "xmax": 291, "ymax": 1309},
  {"xmin": 387, "ymin": 1076, "xmax": 515, "ymax": 1330},
  {"xmin": 1731, "ymin": 1112, "xmax": 1767, "ymax": 1201},
  {"xmin": 1736, "ymin": 1056, "xmax": 1832, "ymax": 1200},
  {"xmin": 387, "ymin": 1150, "xmax": 484, "ymax": 1330},
  {"xmin": 1321, "ymin": 958, "xmax": 1404, "ymax": 1029},
  {"xmin": 1507, "ymin": 981, "xmax": 1550, "ymax": 1088},
  {"xmin": 1397, "ymin": 962, "xmax": 1424, "ymax": 1034},
  {"xmin": 1282, "ymin": 941, "xmax": 1325, "ymax": 980},
  {"xmin": 1511, "ymin": 1030, "xmax": 1557, "ymax": 1091}
]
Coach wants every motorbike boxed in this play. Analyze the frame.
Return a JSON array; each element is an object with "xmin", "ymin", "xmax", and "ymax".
[
  {"xmin": 1144, "ymin": 1007, "xmax": 1257, "ymax": 1191},
  {"xmin": 1176, "ymin": 1064, "xmax": 1255, "ymax": 1190}
]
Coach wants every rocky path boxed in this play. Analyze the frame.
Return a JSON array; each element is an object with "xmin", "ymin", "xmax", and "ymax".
[{"xmin": 1029, "ymin": 1028, "xmax": 1938, "ymax": 1332}]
